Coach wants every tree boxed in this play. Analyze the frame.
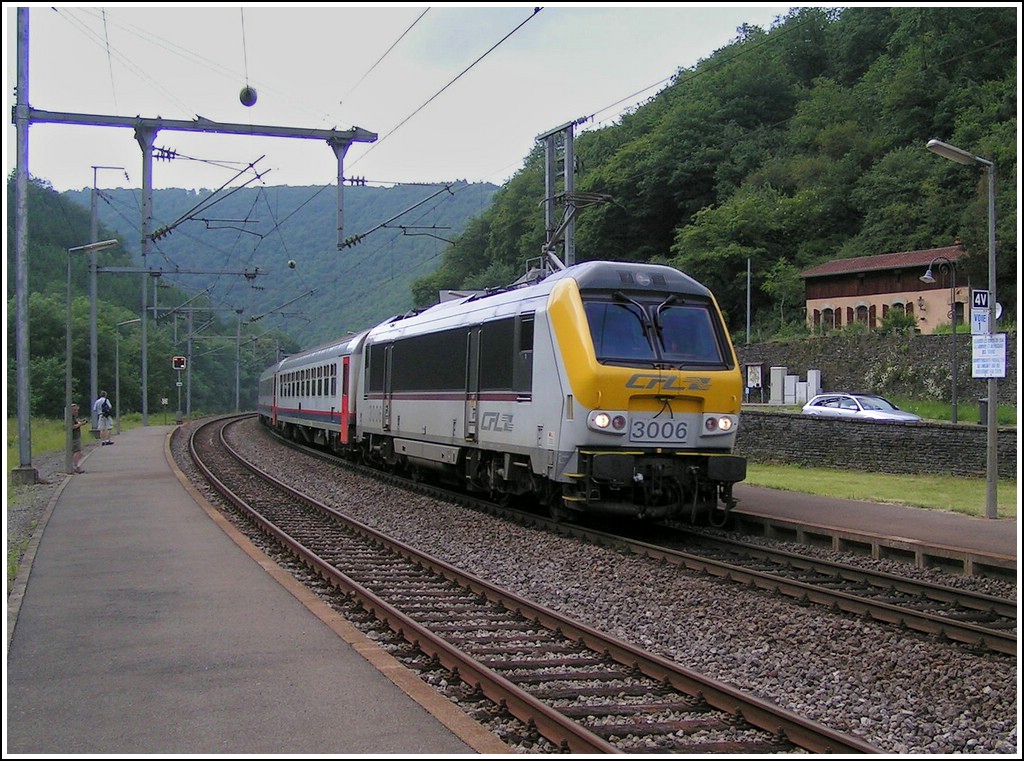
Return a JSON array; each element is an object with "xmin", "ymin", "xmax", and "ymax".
[{"xmin": 760, "ymin": 259, "xmax": 805, "ymax": 330}]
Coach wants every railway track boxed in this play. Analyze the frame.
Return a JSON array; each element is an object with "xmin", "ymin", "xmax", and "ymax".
[
  {"xmin": 264, "ymin": 419, "xmax": 1017, "ymax": 658},
  {"xmin": 607, "ymin": 524, "xmax": 1017, "ymax": 656},
  {"xmin": 190, "ymin": 415, "xmax": 880, "ymax": 754}
]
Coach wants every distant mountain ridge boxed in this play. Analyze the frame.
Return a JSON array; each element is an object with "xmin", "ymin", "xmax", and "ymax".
[{"xmin": 62, "ymin": 181, "xmax": 499, "ymax": 348}]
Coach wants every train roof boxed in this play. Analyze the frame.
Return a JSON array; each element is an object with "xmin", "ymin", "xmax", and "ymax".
[
  {"xmin": 274, "ymin": 329, "xmax": 370, "ymax": 371},
  {"xmin": 262, "ymin": 261, "xmax": 716, "ymax": 373},
  {"xmin": 367, "ymin": 260, "xmax": 714, "ymax": 337},
  {"xmin": 551, "ymin": 260, "xmax": 712, "ymax": 297}
]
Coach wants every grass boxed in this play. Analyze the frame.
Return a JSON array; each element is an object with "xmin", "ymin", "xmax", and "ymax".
[
  {"xmin": 745, "ymin": 463, "xmax": 1017, "ymax": 519},
  {"xmin": 896, "ymin": 399, "xmax": 1016, "ymax": 426},
  {"xmin": 6, "ymin": 414, "xmax": 145, "ymax": 473}
]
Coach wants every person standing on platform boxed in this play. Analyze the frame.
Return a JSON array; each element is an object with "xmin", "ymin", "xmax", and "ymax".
[
  {"xmin": 93, "ymin": 390, "xmax": 114, "ymax": 445},
  {"xmin": 70, "ymin": 403, "xmax": 86, "ymax": 473}
]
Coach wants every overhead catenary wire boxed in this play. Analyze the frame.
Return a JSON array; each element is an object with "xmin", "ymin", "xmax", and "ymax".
[
  {"xmin": 240, "ymin": 8, "xmax": 251, "ymax": 88},
  {"xmin": 349, "ymin": 6, "xmax": 544, "ymax": 169},
  {"xmin": 338, "ymin": 8, "xmax": 430, "ymax": 107},
  {"xmin": 100, "ymin": 9, "xmax": 119, "ymax": 112}
]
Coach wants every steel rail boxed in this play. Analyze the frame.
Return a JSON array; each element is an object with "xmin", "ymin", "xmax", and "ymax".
[{"xmin": 193, "ymin": 416, "xmax": 882, "ymax": 754}]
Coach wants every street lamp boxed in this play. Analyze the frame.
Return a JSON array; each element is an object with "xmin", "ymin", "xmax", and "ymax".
[
  {"xmin": 66, "ymin": 239, "xmax": 118, "ymax": 475},
  {"xmin": 116, "ymin": 318, "xmax": 141, "ymax": 436},
  {"xmin": 926, "ymin": 138, "xmax": 998, "ymax": 519},
  {"xmin": 919, "ymin": 256, "xmax": 958, "ymax": 424}
]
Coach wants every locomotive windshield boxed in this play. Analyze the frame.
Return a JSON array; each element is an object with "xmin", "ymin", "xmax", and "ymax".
[{"xmin": 584, "ymin": 295, "xmax": 726, "ymax": 368}]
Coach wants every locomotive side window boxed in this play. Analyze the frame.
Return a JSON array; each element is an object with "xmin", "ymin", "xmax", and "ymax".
[
  {"xmin": 391, "ymin": 328, "xmax": 466, "ymax": 391},
  {"xmin": 366, "ymin": 343, "xmax": 386, "ymax": 394},
  {"xmin": 480, "ymin": 318, "xmax": 515, "ymax": 391},
  {"xmin": 514, "ymin": 313, "xmax": 534, "ymax": 394}
]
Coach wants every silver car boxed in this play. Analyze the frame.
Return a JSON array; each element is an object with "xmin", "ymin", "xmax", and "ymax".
[{"xmin": 801, "ymin": 393, "xmax": 922, "ymax": 423}]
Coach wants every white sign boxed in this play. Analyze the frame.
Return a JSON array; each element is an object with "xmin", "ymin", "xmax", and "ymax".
[
  {"xmin": 746, "ymin": 364, "xmax": 762, "ymax": 389},
  {"xmin": 972, "ymin": 334, "xmax": 1006, "ymax": 378},
  {"xmin": 971, "ymin": 307, "xmax": 989, "ymax": 335}
]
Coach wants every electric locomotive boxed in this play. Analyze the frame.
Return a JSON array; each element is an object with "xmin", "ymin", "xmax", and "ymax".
[{"xmin": 259, "ymin": 259, "xmax": 745, "ymax": 524}]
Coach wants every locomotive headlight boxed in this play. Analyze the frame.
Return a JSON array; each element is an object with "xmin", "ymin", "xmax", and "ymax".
[
  {"xmin": 588, "ymin": 410, "xmax": 627, "ymax": 434},
  {"xmin": 703, "ymin": 415, "xmax": 736, "ymax": 434}
]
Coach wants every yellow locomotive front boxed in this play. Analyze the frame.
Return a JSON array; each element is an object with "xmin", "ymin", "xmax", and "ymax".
[{"xmin": 547, "ymin": 262, "xmax": 746, "ymax": 524}]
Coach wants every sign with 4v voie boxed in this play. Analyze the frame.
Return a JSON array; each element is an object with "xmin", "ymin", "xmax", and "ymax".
[{"xmin": 971, "ymin": 290, "xmax": 990, "ymax": 335}]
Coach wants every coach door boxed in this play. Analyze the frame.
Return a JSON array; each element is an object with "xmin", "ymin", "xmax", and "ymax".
[
  {"xmin": 382, "ymin": 344, "xmax": 394, "ymax": 431},
  {"xmin": 272, "ymin": 372, "xmax": 279, "ymax": 426},
  {"xmin": 339, "ymin": 357, "xmax": 350, "ymax": 444},
  {"xmin": 465, "ymin": 327, "xmax": 480, "ymax": 441}
]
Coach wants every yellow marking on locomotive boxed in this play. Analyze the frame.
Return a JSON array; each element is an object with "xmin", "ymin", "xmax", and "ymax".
[{"xmin": 547, "ymin": 278, "xmax": 742, "ymax": 413}]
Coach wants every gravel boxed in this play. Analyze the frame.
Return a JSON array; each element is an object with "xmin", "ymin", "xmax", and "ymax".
[{"xmin": 6, "ymin": 449, "xmax": 66, "ymax": 597}]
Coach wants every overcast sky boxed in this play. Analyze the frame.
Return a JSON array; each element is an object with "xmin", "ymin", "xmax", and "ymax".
[{"xmin": 5, "ymin": 4, "xmax": 792, "ymax": 192}]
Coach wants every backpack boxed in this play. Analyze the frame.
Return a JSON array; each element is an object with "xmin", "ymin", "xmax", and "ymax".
[{"xmin": 102, "ymin": 399, "xmax": 112, "ymax": 417}]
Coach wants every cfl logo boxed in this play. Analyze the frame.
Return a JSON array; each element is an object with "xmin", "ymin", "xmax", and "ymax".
[
  {"xmin": 625, "ymin": 374, "xmax": 710, "ymax": 391},
  {"xmin": 481, "ymin": 412, "xmax": 514, "ymax": 432}
]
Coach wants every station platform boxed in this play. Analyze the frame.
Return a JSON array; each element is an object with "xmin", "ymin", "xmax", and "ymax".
[
  {"xmin": 735, "ymin": 483, "xmax": 1018, "ymax": 557},
  {"xmin": 5, "ymin": 425, "xmax": 507, "ymax": 755},
  {"xmin": 733, "ymin": 482, "xmax": 1018, "ymax": 576}
]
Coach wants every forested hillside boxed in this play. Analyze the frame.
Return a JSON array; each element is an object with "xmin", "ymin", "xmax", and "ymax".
[
  {"xmin": 412, "ymin": 6, "xmax": 1017, "ymax": 340},
  {"xmin": 6, "ymin": 177, "xmax": 278, "ymax": 417}
]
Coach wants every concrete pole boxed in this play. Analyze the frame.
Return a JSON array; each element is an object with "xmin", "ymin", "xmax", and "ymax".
[
  {"xmin": 12, "ymin": 8, "xmax": 37, "ymax": 484},
  {"xmin": 89, "ymin": 179, "xmax": 98, "ymax": 431},
  {"xmin": 135, "ymin": 128, "xmax": 156, "ymax": 425}
]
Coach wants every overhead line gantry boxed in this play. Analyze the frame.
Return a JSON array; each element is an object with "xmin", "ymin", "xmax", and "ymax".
[{"xmin": 16, "ymin": 103, "xmax": 377, "ymax": 428}]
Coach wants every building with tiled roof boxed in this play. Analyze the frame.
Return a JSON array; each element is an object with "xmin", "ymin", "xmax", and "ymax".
[{"xmin": 801, "ymin": 244, "xmax": 971, "ymax": 334}]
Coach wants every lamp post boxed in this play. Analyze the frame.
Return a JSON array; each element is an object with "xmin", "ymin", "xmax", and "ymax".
[
  {"xmin": 116, "ymin": 318, "xmax": 141, "ymax": 436},
  {"xmin": 66, "ymin": 239, "xmax": 118, "ymax": 475},
  {"xmin": 926, "ymin": 138, "xmax": 998, "ymax": 519},
  {"xmin": 919, "ymin": 256, "xmax": 958, "ymax": 424}
]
